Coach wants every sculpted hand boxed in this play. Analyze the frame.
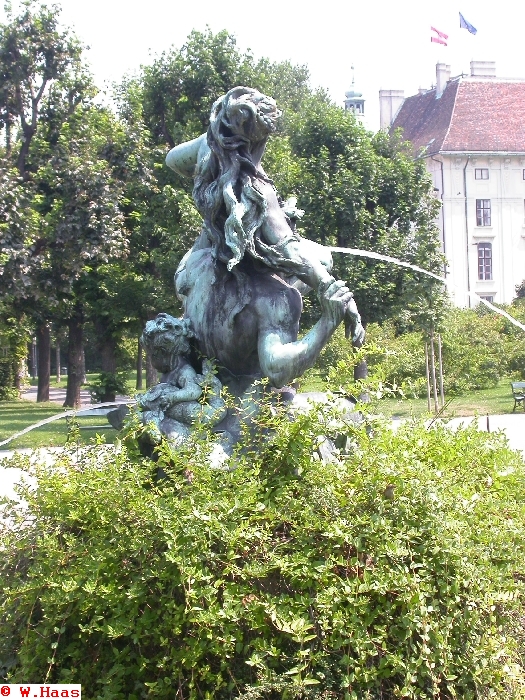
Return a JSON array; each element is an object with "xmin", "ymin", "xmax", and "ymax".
[
  {"xmin": 318, "ymin": 278, "xmax": 355, "ymax": 327},
  {"xmin": 344, "ymin": 295, "xmax": 365, "ymax": 347}
]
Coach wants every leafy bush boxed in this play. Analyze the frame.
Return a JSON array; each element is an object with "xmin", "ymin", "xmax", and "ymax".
[
  {"xmin": 365, "ymin": 323, "xmax": 427, "ymax": 397},
  {"xmin": 500, "ymin": 301, "xmax": 525, "ymax": 380},
  {"xmin": 88, "ymin": 371, "xmax": 129, "ymax": 402},
  {"xmin": 313, "ymin": 324, "xmax": 427, "ymax": 398},
  {"xmin": 1, "ymin": 408, "xmax": 525, "ymax": 698},
  {"xmin": 439, "ymin": 309, "xmax": 505, "ymax": 394},
  {"xmin": 0, "ymin": 316, "xmax": 30, "ymax": 400},
  {"xmin": 315, "ymin": 304, "xmax": 524, "ymax": 399}
]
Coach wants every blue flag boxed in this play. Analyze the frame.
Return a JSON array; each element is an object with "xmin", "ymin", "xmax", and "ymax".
[{"xmin": 459, "ymin": 12, "xmax": 477, "ymax": 34}]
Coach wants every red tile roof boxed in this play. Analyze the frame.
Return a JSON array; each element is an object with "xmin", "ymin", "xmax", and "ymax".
[{"xmin": 391, "ymin": 79, "xmax": 525, "ymax": 155}]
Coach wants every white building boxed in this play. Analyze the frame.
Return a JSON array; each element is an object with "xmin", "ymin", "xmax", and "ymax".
[{"xmin": 381, "ymin": 61, "xmax": 525, "ymax": 306}]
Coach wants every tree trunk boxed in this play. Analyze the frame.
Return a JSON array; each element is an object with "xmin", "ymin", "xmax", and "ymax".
[
  {"xmin": 136, "ymin": 338, "xmax": 143, "ymax": 390},
  {"xmin": 64, "ymin": 306, "xmax": 84, "ymax": 408},
  {"xmin": 95, "ymin": 320, "xmax": 118, "ymax": 375},
  {"xmin": 145, "ymin": 347, "xmax": 157, "ymax": 388},
  {"xmin": 36, "ymin": 323, "xmax": 51, "ymax": 402},
  {"xmin": 17, "ymin": 130, "xmax": 32, "ymax": 179},
  {"xmin": 353, "ymin": 358, "xmax": 368, "ymax": 382},
  {"xmin": 94, "ymin": 325, "xmax": 119, "ymax": 401},
  {"xmin": 30, "ymin": 338, "xmax": 38, "ymax": 378},
  {"xmin": 56, "ymin": 343, "xmax": 61, "ymax": 383},
  {"xmin": 100, "ymin": 341, "xmax": 117, "ymax": 374},
  {"xmin": 81, "ymin": 348, "xmax": 86, "ymax": 385},
  {"xmin": 353, "ymin": 358, "xmax": 370, "ymax": 402},
  {"xmin": 4, "ymin": 87, "xmax": 11, "ymax": 156}
]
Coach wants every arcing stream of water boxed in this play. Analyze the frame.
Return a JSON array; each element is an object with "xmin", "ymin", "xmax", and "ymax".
[{"xmin": 329, "ymin": 246, "xmax": 525, "ymax": 333}]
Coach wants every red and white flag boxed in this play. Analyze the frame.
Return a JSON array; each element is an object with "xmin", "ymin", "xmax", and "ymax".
[{"xmin": 431, "ymin": 26, "xmax": 448, "ymax": 46}]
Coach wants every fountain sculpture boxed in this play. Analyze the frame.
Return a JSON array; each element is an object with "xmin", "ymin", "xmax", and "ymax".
[{"xmin": 137, "ymin": 86, "xmax": 365, "ymax": 445}]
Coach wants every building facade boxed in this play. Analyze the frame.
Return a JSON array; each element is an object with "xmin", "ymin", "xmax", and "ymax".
[{"xmin": 381, "ymin": 61, "xmax": 525, "ymax": 306}]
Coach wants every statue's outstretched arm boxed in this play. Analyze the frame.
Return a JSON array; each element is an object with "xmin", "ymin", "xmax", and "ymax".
[
  {"xmin": 166, "ymin": 133, "xmax": 208, "ymax": 178},
  {"xmin": 257, "ymin": 280, "xmax": 354, "ymax": 388}
]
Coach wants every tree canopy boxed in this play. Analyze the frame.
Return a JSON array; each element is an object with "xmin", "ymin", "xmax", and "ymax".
[{"xmin": 0, "ymin": 11, "xmax": 445, "ymax": 402}]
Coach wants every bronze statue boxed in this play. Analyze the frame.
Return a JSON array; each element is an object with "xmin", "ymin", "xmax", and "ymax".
[{"xmin": 137, "ymin": 87, "xmax": 364, "ymax": 445}]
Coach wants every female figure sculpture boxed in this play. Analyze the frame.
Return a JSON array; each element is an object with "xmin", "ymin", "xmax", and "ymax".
[{"xmin": 166, "ymin": 87, "xmax": 364, "ymax": 397}]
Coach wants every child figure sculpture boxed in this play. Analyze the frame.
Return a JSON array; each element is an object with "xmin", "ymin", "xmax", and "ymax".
[{"xmin": 138, "ymin": 314, "xmax": 226, "ymax": 443}]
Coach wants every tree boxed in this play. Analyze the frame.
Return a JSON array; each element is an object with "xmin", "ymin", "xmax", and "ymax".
[
  {"xmin": 286, "ymin": 100, "xmax": 445, "ymax": 329},
  {"xmin": 36, "ymin": 106, "xmax": 127, "ymax": 406},
  {"xmin": 135, "ymin": 28, "xmax": 311, "ymax": 152},
  {"xmin": 0, "ymin": 0, "xmax": 89, "ymax": 178},
  {"xmin": 0, "ymin": 0, "xmax": 95, "ymax": 403},
  {"xmin": 0, "ymin": 103, "xmax": 128, "ymax": 406},
  {"xmin": 82, "ymin": 89, "xmax": 203, "ymax": 393}
]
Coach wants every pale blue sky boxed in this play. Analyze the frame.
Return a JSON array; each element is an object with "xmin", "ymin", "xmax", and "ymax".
[{"xmin": 2, "ymin": 0, "xmax": 524, "ymax": 130}]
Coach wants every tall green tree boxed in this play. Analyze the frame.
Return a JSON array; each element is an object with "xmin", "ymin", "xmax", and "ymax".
[
  {"xmin": 287, "ymin": 99, "xmax": 445, "ymax": 330},
  {"xmin": 135, "ymin": 28, "xmax": 312, "ymax": 152},
  {"xmin": 83, "ymin": 89, "xmax": 203, "ymax": 392},
  {"xmin": 0, "ymin": 103, "xmax": 128, "ymax": 406},
  {"xmin": 34, "ymin": 105, "xmax": 127, "ymax": 406},
  {"xmin": 0, "ymin": 0, "xmax": 90, "ymax": 178},
  {"xmin": 0, "ymin": 0, "xmax": 95, "ymax": 402}
]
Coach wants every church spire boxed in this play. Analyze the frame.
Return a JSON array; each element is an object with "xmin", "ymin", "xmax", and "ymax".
[{"xmin": 344, "ymin": 65, "xmax": 365, "ymax": 120}]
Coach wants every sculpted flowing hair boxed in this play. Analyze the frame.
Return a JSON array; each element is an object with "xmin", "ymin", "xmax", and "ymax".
[{"xmin": 193, "ymin": 87, "xmax": 288, "ymax": 272}]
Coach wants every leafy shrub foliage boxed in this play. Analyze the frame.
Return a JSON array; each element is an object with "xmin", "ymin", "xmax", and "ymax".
[
  {"xmin": 315, "ymin": 303, "xmax": 525, "ymax": 399},
  {"xmin": 1, "ymin": 407, "xmax": 525, "ymax": 698},
  {"xmin": 0, "ymin": 315, "xmax": 30, "ymax": 400},
  {"xmin": 438, "ymin": 309, "xmax": 504, "ymax": 394},
  {"xmin": 88, "ymin": 371, "xmax": 129, "ymax": 403}
]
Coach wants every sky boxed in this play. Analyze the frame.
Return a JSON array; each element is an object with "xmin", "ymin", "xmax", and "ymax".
[{"xmin": 2, "ymin": 0, "xmax": 525, "ymax": 130}]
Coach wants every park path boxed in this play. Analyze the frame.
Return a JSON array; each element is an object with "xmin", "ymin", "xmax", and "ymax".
[{"xmin": 20, "ymin": 385, "xmax": 131, "ymax": 406}]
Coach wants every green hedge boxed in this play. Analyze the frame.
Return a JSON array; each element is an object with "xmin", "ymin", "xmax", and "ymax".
[
  {"xmin": 1, "ymin": 405, "xmax": 525, "ymax": 698},
  {"xmin": 315, "ymin": 303, "xmax": 525, "ymax": 398}
]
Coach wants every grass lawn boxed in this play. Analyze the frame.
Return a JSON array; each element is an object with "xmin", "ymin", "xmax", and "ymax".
[
  {"xmin": 27, "ymin": 370, "xmax": 138, "ymax": 395},
  {"xmin": 0, "ymin": 400, "xmax": 120, "ymax": 450},
  {"xmin": 300, "ymin": 372, "xmax": 518, "ymax": 419},
  {"xmin": 0, "ymin": 370, "xmax": 140, "ymax": 450}
]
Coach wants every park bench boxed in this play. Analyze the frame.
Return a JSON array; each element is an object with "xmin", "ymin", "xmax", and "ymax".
[{"xmin": 511, "ymin": 382, "xmax": 525, "ymax": 412}]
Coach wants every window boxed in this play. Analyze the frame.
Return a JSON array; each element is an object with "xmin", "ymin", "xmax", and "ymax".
[
  {"xmin": 475, "ymin": 168, "xmax": 489, "ymax": 180},
  {"xmin": 523, "ymin": 169, "xmax": 525, "ymax": 180},
  {"xmin": 478, "ymin": 295, "xmax": 494, "ymax": 303},
  {"xmin": 476, "ymin": 199, "xmax": 491, "ymax": 226},
  {"xmin": 478, "ymin": 242, "xmax": 492, "ymax": 280}
]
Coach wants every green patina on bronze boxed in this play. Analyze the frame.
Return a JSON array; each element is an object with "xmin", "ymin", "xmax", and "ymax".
[{"xmin": 138, "ymin": 87, "xmax": 364, "ymax": 445}]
